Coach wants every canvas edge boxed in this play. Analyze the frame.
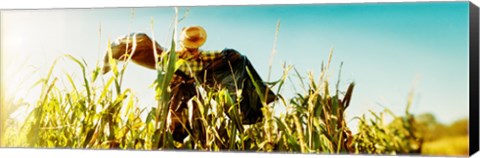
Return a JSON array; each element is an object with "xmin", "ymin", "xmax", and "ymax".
[{"xmin": 469, "ymin": 1, "xmax": 480, "ymax": 157}]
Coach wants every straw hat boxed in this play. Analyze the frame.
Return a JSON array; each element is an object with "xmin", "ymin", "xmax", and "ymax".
[{"xmin": 180, "ymin": 26, "xmax": 207, "ymax": 49}]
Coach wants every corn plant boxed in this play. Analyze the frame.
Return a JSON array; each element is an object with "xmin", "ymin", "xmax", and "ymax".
[{"xmin": 350, "ymin": 91, "xmax": 423, "ymax": 155}]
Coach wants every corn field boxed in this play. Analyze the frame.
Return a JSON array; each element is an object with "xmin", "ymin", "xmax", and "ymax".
[
  {"xmin": 0, "ymin": 10, "xmax": 468, "ymax": 156},
  {"xmin": 0, "ymin": 47, "xmax": 428, "ymax": 155}
]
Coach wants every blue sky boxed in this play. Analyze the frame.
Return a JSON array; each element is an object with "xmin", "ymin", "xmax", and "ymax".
[{"xmin": 1, "ymin": 2, "xmax": 470, "ymax": 130}]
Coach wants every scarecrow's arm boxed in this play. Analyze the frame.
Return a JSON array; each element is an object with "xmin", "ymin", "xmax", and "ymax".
[{"xmin": 102, "ymin": 33, "xmax": 165, "ymax": 74}]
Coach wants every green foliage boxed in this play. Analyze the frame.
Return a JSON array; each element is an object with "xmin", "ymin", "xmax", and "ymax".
[
  {"xmin": 350, "ymin": 111, "xmax": 422, "ymax": 155},
  {"xmin": 0, "ymin": 50, "xmax": 468, "ymax": 156},
  {"xmin": 349, "ymin": 89, "xmax": 423, "ymax": 155},
  {"xmin": 0, "ymin": 49, "xmax": 379, "ymax": 151}
]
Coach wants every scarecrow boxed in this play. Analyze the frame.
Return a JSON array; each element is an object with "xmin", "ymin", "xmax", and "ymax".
[{"xmin": 102, "ymin": 26, "xmax": 276, "ymax": 143}]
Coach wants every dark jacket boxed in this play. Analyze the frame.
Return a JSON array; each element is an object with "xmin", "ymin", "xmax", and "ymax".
[{"xmin": 196, "ymin": 49, "xmax": 276, "ymax": 124}]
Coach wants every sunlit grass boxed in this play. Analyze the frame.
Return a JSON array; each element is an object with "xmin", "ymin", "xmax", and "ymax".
[{"xmin": 421, "ymin": 135, "xmax": 469, "ymax": 156}]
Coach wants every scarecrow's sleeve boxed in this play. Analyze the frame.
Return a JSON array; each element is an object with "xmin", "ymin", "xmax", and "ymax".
[{"xmin": 102, "ymin": 33, "xmax": 165, "ymax": 74}]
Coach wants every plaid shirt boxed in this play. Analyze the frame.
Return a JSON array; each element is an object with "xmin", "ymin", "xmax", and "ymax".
[
  {"xmin": 168, "ymin": 49, "xmax": 222, "ymax": 139},
  {"xmin": 172, "ymin": 49, "xmax": 222, "ymax": 83}
]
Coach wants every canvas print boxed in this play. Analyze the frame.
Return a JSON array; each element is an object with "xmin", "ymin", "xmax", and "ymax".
[{"xmin": 0, "ymin": 2, "xmax": 475, "ymax": 156}]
